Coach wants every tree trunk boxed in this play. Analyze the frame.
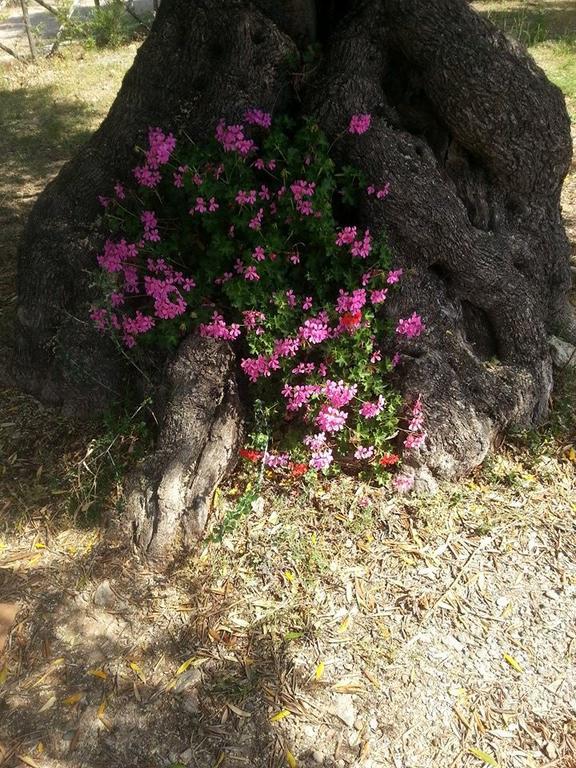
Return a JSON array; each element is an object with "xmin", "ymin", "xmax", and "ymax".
[{"xmin": 5, "ymin": 0, "xmax": 573, "ymax": 561}]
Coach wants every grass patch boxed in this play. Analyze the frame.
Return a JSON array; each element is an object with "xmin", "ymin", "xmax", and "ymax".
[{"xmin": 474, "ymin": 0, "xmax": 576, "ymax": 117}]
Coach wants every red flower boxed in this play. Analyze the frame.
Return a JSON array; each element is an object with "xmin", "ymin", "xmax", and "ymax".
[
  {"xmin": 291, "ymin": 463, "xmax": 308, "ymax": 477},
  {"xmin": 239, "ymin": 448, "xmax": 263, "ymax": 462},
  {"xmin": 379, "ymin": 453, "xmax": 399, "ymax": 467},
  {"xmin": 341, "ymin": 311, "xmax": 362, "ymax": 329}
]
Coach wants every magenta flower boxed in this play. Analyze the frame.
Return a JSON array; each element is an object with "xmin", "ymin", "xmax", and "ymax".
[
  {"xmin": 236, "ymin": 189, "xmax": 257, "ymax": 206},
  {"xmin": 387, "ymin": 268, "xmax": 403, "ymax": 284},
  {"xmin": 244, "ymin": 266, "xmax": 260, "ymax": 281},
  {"xmin": 316, "ymin": 404, "xmax": 348, "ymax": 432},
  {"xmin": 370, "ymin": 289, "xmax": 388, "ymax": 304},
  {"xmin": 215, "ymin": 119, "xmax": 255, "ymax": 155},
  {"xmin": 244, "ymin": 108, "xmax": 272, "ymax": 128},
  {"xmin": 324, "ymin": 380, "xmax": 357, "ymax": 408},
  {"xmin": 359, "ymin": 395, "xmax": 386, "ymax": 419},
  {"xmin": 348, "ymin": 114, "xmax": 372, "ymax": 134},
  {"xmin": 396, "ymin": 313, "xmax": 426, "ymax": 339},
  {"xmin": 336, "ymin": 226, "xmax": 357, "ymax": 246}
]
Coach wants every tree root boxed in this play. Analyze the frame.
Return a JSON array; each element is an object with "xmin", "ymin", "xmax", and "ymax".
[{"xmin": 122, "ymin": 335, "xmax": 244, "ymax": 562}]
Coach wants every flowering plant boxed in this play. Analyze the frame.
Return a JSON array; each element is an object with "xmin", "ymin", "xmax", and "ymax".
[{"xmin": 91, "ymin": 111, "xmax": 426, "ymax": 485}]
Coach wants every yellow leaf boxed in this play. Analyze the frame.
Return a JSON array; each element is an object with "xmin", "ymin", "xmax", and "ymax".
[
  {"xmin": 315, "ymin": 662, "xmax": 325, "ymax": 681},
  {"xmin": 270, "ymin": 708, "xmax": 291, "ymax": 722},
  {"xmin": 63, "ymin": 692, "xmax": 85, "ymax": 705},
  {"xmin": 567, "ymin": 447, "xmax": 576, "ymax": 463},
  {"xmin": 98, "ymin": 696, "xmax": 107, "ymax": 718},
  {"xmin": 176, "ymin": 657, "xmax": 196, "ymax": 676},
  {"xmin": 129, "ymin": 661, "xmax": 146, "ymax": 683},
  {"xmin": 286, "ymin": 749, "xmax": 297, "ymax": 768},
  {"xmin": 34, "ymin": 542, "xmax": 46, "ymax": 550},
  {"xmin": 503, "ymin": 653, "xmax": 523, "ymax": 673},
  {"xmin": 337, "ymin": 615, "xmax": 350, "ymax": 633},
  {"xmin": 468, "ymin": 746, "xmax": 501, "ymax": 768},
  {"xmin": 284, "ymin": 570, "xmax": 295, "ymax": 584},
  {"xmin": 88, "ymin": 668, "xmax": 107, "ymax": 680},
  {"xmin": 0, "ymin": 663, "xmax": 8, "ymax": 685}
]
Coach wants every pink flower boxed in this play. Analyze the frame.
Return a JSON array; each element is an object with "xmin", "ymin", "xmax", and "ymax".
[
  {"xmin": 393, "ymin": 474, "xmax": 415, "ymax": 493},
  {"xmin": 302, "ymin": 296, "xmax": 313, "ymax": 310},
  {"xmin": 376, "ymin": 183, "xmax": 390, "ymax": 199},
  {"xmin": 252, "ymin": 246, "xmax": 266, "ymax": 262},
  {"xmin": 404, "ymin": 432, "xmax": 426, "ymax": 450},
  {"xmin": 292, "ymin": 362, "xmax": 316, "ymax": 375},
  {"xmin": 215, "ymin": 272, "xmax": 233, "ymax": 285},
  {"xmin": 133, "ymin": 165, "xmax": 161, "ymax": 188},
  {"xmin": 236, "ymin": 189, "xmax": 257, "ymax": 206},
  {"xmin": 396, "ymin": 313, "xmax": 426, "ymax": 339},
  {"xmin": 336, "ymin": 226, "xmax": 357, "ymax": 246},
  {"xmin": 370, "ymin": 289, "xmax": 388, "ymax": 304},
  {"xmin": 244, "ymin": 266, "xmax": 260, "ymax": 281},
  {"xmin": 361, "ymin": 271, "xmax": 374, "ymax": 287},
  {"xmin": 146, "ymin": 127, "xmax": 176, "ymax": 167},
  {"xmin": 354, "ymin": 446, "xmax": 375, "ymax": 460},
  {"xmin": 391, "ymin": 352, "xmax": 401, "ymax": 367},
  {"xmin": 359, "ymin": 396, "xmax": 386, "ymax": 418},
  {"xmin": 348, "ymin": 114, "xmax": 371, "ymax": 134},
  {"xmin": 299, "ymin": 315, "xmax": 330, "ymax": 344},
  {"xmin": 316, "ymin": 405, "xmax": 348, "ymax": 432},
  {"xmin": 90, "ymin": 307, "xmax": 108, "ymax": 332},
  {"xmin": 215, "ymin": 119, "xmax": 255, "ymax": 155},
  {"xmin": 200, "ymin": 312, "xmax": 241, "ymax": 341},
  {"xmin": 387, "ymin": 268, "xmax": 403, "ymax": 284},
  {"xmin": 208, "ymin": 197, "xmax": 219, "ymax": 212},
  {"xmin": 336, "ymin": 289, "xmax": 366, "ymax": 315},
  {"xmin": 114, "ymin": 182, "xmax": 125, "ymax": 200},
  {"xmin": 249, "ymin": 208, "xmax": 264, "ymax": 230},
  {"xmin": 351, "ymin": 229, "xmax": 372, "ymax": 259},
  {"xmin": 324, "ymin": 380, "xmax": 357, "ymax": 408},
  {"xmin": 309, "ymin": 448, "xmax": 333, "ymax": 470},
  {"xmin": 263, "ymin": 452, "xmax": 290, "ymax": 468},
  {"xmin": 244, "ymin": 108, "xmax": 272, "ymax": 128},
  {"xmin": 408, "ymin": 396, "xmax": 424, "ymax": 432},
  {"xmin": 303, "ymin": 433, "xmax": 327, "ymax": 451},
  {"xmin": 242, "ymin": 310, "xmax": 266, "ymax": 333},
  {"xmin": 285, "ymin": 290, "xmax": 297, "ymax": 308}
]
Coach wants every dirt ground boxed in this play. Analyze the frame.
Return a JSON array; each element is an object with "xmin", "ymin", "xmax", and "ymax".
[{"xmin": 1, "ymin": 4, "xmax": 576, "ymax": 768}]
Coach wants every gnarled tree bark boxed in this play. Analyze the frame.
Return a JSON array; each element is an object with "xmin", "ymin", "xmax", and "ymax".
[{"xmin": 5, "ymin": 0, "xmax": 573, "ymax": 561}]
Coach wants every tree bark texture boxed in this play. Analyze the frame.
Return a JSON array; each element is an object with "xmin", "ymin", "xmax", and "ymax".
[{"xmin": 6, "ymin": 0, "xmax": 574, "ymax": 560}]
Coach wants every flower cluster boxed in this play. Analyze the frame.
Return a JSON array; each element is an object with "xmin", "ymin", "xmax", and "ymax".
[{"xmin": 92, "ymin": 111, "xmax": 427, "ymax": 487}]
